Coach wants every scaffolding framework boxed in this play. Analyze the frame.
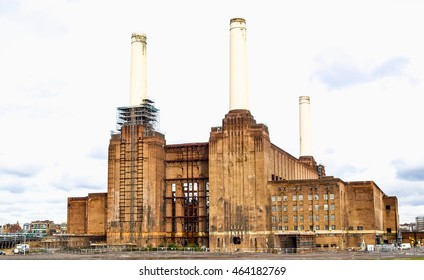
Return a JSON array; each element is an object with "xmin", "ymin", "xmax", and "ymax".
[{"xmin": 116, "ymin": 98, "xmax": 159, "ymax": 132}]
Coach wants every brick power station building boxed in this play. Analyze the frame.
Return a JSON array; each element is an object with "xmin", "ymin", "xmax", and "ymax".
[{"xmin": 67, "ymin": 18, "xmax": 399, "ymax": 251}]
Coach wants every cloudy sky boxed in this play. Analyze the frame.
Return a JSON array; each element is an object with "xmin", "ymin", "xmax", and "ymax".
[{"xmin": 1, "ymin": 0, "xmax": 423, "ymax": 226}]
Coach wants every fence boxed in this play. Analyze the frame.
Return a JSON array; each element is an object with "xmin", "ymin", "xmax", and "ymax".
[{"xmin": 14, "ymin": 244, "xmax": 424, "ymax": 257}]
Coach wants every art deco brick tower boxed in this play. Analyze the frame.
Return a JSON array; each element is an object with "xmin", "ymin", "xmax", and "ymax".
[
  {"xmin": 107, "ymin": 33, "xmax": 166, "ymax": 246},
  {"xmin": 208, "ymin": 18, "xmax": 273, "ymax": 251}
]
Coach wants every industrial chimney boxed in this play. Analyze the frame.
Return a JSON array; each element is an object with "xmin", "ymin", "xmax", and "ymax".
[
  {"xmin": 299, "ymin": 96, "xmax": 317, "ymax": 169},
  {"xmin": 129, "ymin": 32, "xmax": 148, "ymax": 106},
  {"xmin": 116, "ymin": 33, "xmax": 159, "ymax": 132},
  {"xmin": 299, "ymin": 96, "xmax": 312, "ymax": 156},
  {"xmin": 229, "ymin": 18, "xmax": 249, "ymax": 111}
]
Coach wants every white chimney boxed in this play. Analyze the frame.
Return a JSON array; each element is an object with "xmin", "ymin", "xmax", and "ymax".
[
  {"xmin": 129, "ymin": 33, "xmax": 147, "ymax": 106},
  {"xmin": 299, "ymin": 96, "xmax": 312, "ymax": 157},
  {"xmin": 229, "ymin": 18, "xmax": 249, "ymax": 111}
]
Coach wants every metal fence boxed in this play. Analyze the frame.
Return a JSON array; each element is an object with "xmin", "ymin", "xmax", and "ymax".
[{"xmin": 13, "ymin": 244, "xmax": 424, "ymax": 257}]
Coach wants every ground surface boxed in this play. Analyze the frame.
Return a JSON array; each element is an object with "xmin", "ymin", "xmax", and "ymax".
[{"xmin": 1, "ymin": 250, "xmax": 423, "ymax": 260}]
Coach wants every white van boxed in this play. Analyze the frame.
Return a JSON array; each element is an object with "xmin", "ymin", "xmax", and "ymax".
[
  {"xmin": 400, "ymin": 243, "xmax": 411, "ymax": 250},
  {"xmin": 13, "ymin": 244, "xmax": 30, "ymax": 254}
]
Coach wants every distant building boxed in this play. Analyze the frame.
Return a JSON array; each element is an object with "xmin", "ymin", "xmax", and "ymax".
[
  {"xmin": 416, "ymin": 216, "xmax": 424, "ymax": 232},
  {"xmin": 30, "ymin": 220, "xmax": 57, "ymax": 236},
  {"xmin": 1, "ymin": 222, "xmax": 21, "ymax": 233},
  {"xmin": 400, "ymin": 223, "xmax": 417, "ymax": 232},
  {"xmin": 22, "ymin": 223, "xmax": 30, "ymax": 232},
  {"xmin": 57, "ymin": 222, "xmax": 67, "ymax": 234}
]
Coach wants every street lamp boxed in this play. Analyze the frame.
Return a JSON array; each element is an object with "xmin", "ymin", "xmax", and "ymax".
[{"xmin": 23, "ymin": 233, "xmax": 26, "ymax": 255}]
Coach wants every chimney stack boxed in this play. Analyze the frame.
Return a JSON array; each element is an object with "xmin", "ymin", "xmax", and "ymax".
[
  {"xmin": 129, "ymin": 33, "xmax": 148, "ymax": 106},
  {"xmin": 299, "ymin": 96, "xmax": 312, "ymax": 157},
  {"xmin": 229, "ymin": 18, "xmax": 249, "ymax": 111}
]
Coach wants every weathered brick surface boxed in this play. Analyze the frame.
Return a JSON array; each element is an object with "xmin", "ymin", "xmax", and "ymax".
[
  {"xmin": 267, "ymin": 179, "xmax": 399, "ymax": 249},
  {"xmin": 67, "ymin": 197, "xmax": 87, "ymax": 234},
  {"xmin": 67, "ymin": 111, "xmax": 398, "ymax": 251},
  {"xmin": 87, "ymin": 193, "xmax": 107, "ymax": 235}
]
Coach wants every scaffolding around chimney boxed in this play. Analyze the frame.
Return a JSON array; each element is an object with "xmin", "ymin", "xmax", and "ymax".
[{"xmin": 116, "ymin": 98, "xmax": 159, "ymax": 132}]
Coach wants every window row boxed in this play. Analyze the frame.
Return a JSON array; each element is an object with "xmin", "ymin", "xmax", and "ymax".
[
  {"xmin": 272, "ymin": 214, "xmax": 336, "ymax": 223},
  {"xmin": 271, "ymin": 204, "xmax": 335, "ymax": 212},
  {"xmin": 271, "ymin": 193, "xmax": 335, "ymax": 202},
  {"xmin": 271, "ymin": 225, "xmax": 337, "ymax": 231}
]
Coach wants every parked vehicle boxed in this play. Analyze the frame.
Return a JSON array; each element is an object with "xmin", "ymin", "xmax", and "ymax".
[
  {"xmin": 400, "ymin": 243, "xmax": 411, "ymax": 250},
  {"xmin": 13, "ymin": 244, "xmax": 30, "ymax": 254},
  {"xmin": 0, "ymin": 250, "xmax": 6, "ymax": 255}
]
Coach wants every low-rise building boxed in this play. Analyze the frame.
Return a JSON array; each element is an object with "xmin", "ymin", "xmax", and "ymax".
[{"xmin": 30, "ymin": 220, "xmax": 57, "ymax": 236}]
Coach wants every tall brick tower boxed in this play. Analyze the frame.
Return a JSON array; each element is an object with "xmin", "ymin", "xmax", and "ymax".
[
  {"xmin": 208, "ymin": 18, "xmax": 273, "ymax": 251},
  {"xmin": 107, "ymin": 33, "xmax": 166, "ymax": 246}
]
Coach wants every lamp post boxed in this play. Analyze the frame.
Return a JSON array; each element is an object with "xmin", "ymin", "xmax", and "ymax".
[{"xmin": 23, "ymin": 233, "xmax": 26, "ymax": 255}]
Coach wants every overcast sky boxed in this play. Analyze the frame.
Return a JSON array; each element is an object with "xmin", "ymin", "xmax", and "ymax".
[{"xmin": 1, "ymin": 0, "xmax": 423, "ymax": 226}]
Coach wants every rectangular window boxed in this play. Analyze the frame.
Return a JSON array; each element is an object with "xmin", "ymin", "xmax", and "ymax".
[
  {"xmin": 387, "ymin": 228, "xmax": 392, "ymax": 233},
  {"xmin": 324, "ymin": 204, "xmax": 329, "ymax": 211},
  {"xmin": 324, "ymin": 215, "xmax": 329, "ymax": 221},
  {"xmin": 278, "ymin": 216, "xmax": 282, "ymax": 222},
  {"xmin": 284, "ymin": 215, "xmax": 288, "ymax": 222},
  {"xmin": 314, "ymin": 194, "xmax": 319, "ymax": 200},
  {"xmin": 283, "ymin": 205, "xmax": 288, "ymax": 212},
  {"xmin": 272, "ymin": 205, "xmax": 276, "ymax": 212},
  {"xmin": 330, "ymin": 204, "xmax": 335, "ymax": 211},
  {"xmin": 309, "ymin": 215, "xmax": 313, "ymax": 222},
  {"xmin": 284, "ymin": 226, "xmax": 288, "ymax": 231},
  {"xmin": 299, "ymin": 194, "xmax": 304, "ymax": 201},
  {"xmin": 271, "ymin": 195, "xmax": 276, "ymax": 202},
  {"xmin": 272, "ymin": 226, "xmax": 276, "ymax": 231},
  {"xmin": 293, "ymin": 195, "xmax": 297, "ymax": 201},
  {"xmin": 283, "ymin": 195, "xmax": 288, "ymax": 201},
  {"xmin": 315, "ymin": 215, "xmax": 320, "ymax": 221},
  {"xmin": 293, "ymin": 205, "xmax": 297, "ymax": 211},
  {"xmin": 277, "ymin": 196, "xmax": 282, "ymax": 202},
  {"xmin": 325, "ymin": 225, "xmax": 329, "ymax": 230},
  {"xmin": 278, "ymin": 226, "xmax": 283, "ymax": 231},
  {"xmin": 310, "ymin": 225, "xmax": 314, "ymax": 231},
  {"xmin": 331, "ymin": 225, "xmax": 336, "ymax": 230},
  {"xmin": 294, "ymin": 226, "xmax": 298, "ymax": 230},
  {"xmin": 386, "ymin": 205, "xmax": 391, "ymax": 211},
  {"xmin": 330, "ymin": 194, "xmax": 335, "ymax": 200},
  {"xmin": 309, "ymin": 205, "xmax": 313, "ymax": 211},
  {"xmin": 314, "ymin": 205, "xmax": 319, "ymax": 211},
  {"xmin": 323, "ymin": 194, "xmax": 328, "ymax": 200},
  {"xmin": 278, "ymin": 205, "xmax": 282, "ymax": 212},
  {"xmin": 331, "ymin": 214, "xmax": 335, "ymax": 221},
  {"xmin": 308, "ymin": 194, "xmax": 313, "ymax": 201},
  {"xmin": 300, "ymin": 225, "xmax": 304, "ymax": 230},
  {"xmin": 299, "ymin": 205, "xmax": 304, "ymax": 211},
  {"xmin": 315, "ymin": 225, "xmax": 320, "ymax": 230},
  {"xmin": 272, "ymin": 216, "xmax": 276, "ymax": 222},
  {"xmin": 293, "ymin": 216, "xmax": 297, "ymax": 222},
  {"xmin": 357, "ymin": 226, "xmax": 363, "ymax": 230},
  {"xmin": 300, "ymin": 215, "xmax": 304, "ymax": 222}
]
